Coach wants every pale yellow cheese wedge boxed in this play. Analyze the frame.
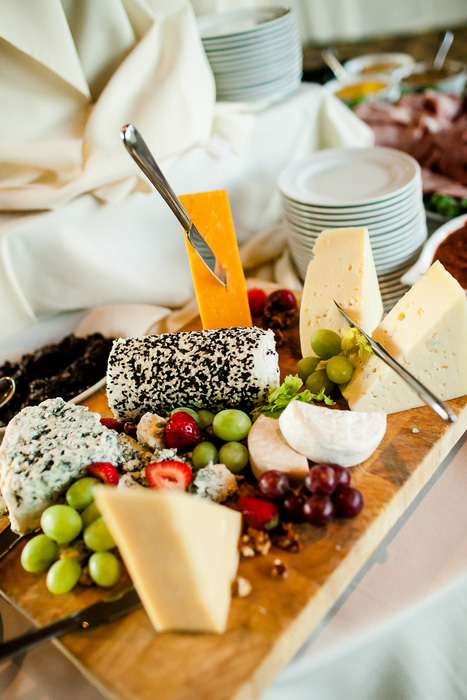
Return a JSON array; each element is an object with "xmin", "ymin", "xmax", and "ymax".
[
  {"xmin": 95, "ymin": 488, "xmax": 241, "ymax": 634},
  {"xmin": 342, "ymin": 261, "xmax": 467, "ymax": 414},
  {"xmin": 300, "ymin": 227, "xmax": 383, "ymax": 357}
]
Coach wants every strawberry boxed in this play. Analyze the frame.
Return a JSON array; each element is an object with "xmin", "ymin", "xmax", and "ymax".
[
  {"xmin": 145, "ymin": 461, "xmax": 192, "ymax": 491},
  {"xmin": 164, "ymin": 411, "xmax": 203, "ymax": 450},
  {"xmin": 87, "ymin": 462, "xmax": 119, "ymax": 485},
  {"xmin": 100, "ymin": 417, "xmax": 124, "ymax": 433},
  {"xmin": 238, "ymin": 496, "xmax": 279, "ymax": 531},
  {"xmin": 247, "ymin": 288, "xmax": 268, "ymax": 316}
]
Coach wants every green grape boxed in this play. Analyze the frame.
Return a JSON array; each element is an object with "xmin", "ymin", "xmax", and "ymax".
[
  {"xmin": 66, "ymin": 477, "xmax": 100, "ymax": 511},
  {"xmin": 170, "ymin": 407, "xmax": 200, "ymax": 424},
  {"xmin": 310, "ymin": 329, "xmax": 342, "ymax": 360},
  {"xmin": 41, "ymin": 505, "xmax": 83, "ymax": 544},
  {"xmin": 305, "ymin": 370, "xmax": 335, "ymax": 396},
  {"xmin": 197, "ymin": 409, "xmax": 215, "ymax": 430},
  {"xmin": 212, "ymin": 409, "xmax": 252, "ymax": 441},
  {"xmin": 21, "ymin": 534, "xmax": 59, "ymax": 573},
  {"xmin": 296, "ymin": 356, "xmax": 320, "ymax": 382},
  {"xmin": 83, "ymin": 518, "xmax": 116, "ymax": 551},
  {"xmin": 88, "ymin": 551, "xmax": 122, "ymax": 588},
  {"xmin": 81, "ymin": 501, "xmax": 101, "ymax": 529},
  {"xmin": 218, "ymin": 441, "xmax": 249, "ymax": 473},
  {"xmin": 46, "ymin": 558, "xmax": 81, "ymax": 595},
  {"xmin": 192, "ymin": 441, "xmax": 219, "ymax": 470},
  {"xmin": 326, "ymin": 355, "xmax": 354, "ymax": 384}
]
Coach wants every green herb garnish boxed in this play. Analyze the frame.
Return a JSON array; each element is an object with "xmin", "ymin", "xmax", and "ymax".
[
  {"xmin": 340, "ymin": 327, "xmax": 374, "ymax": 361},
  {"xmin": 252, "ymin": 374, "xmax": 335, "ymax": 419},
  {"xmin": 425, "ymin": 193, "xmax": 467, "ymax": 219}
]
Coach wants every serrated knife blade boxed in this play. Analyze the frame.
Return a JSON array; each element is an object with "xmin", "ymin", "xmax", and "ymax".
[{"xmin": 0, "ymin": 586, "xmax": 141, "ymax": 663}]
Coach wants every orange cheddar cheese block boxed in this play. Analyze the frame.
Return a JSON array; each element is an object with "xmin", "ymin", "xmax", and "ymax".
[{"xmin": 180, "ymin": 190, "xmax": 252, "ymax": 330}]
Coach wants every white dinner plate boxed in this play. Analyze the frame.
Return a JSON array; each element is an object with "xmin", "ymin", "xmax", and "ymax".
[
  {"xmin": 282, "ymin": 203, "xmax": 424, "ymax": 232},
  {"xmin": 198, "ymin": 7, "xmax": 291, "ymax": 41},
  {"xmin": 278, "ymin": 148, "xmax": 421, "ymax": 206},
  {"xmin": 279, "ymin": 180, "xmax": 422, "ymax": 214}
]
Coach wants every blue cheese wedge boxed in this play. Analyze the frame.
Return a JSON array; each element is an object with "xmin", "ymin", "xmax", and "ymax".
[{"xmin": 0, "ymin": 398, "xmax": 126, "ymax": 534}]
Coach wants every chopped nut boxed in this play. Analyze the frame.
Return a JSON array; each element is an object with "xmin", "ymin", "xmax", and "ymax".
[
  {"xmin": 240, "ymin": 545, "xmax": 255, "ymax": 558},
  {"xmin": 232, "ymin": 576, "xmax": 252, "ymax": 598},
  {"xmin": 272, "ymin": 523, "xmax": 301, "ymax": 552},
  {"xmin": 123, "ymin": 421, "xmax": 137, "ymax": 439},
  {"xmin": 240, "ymin": 527, "xmax": 272, "ymax": 556},
  {"xmin": 412, "ymin": 427, "xmax": 420, "ymax": 434},
  {"xmin": 271, "ymin": 558, "xmax": 288, "ymax": 579}
]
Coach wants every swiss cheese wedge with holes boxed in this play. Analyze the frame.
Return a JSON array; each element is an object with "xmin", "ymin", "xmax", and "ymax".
[
  {"xmin": 300, "ymin": 227, "xmax": 383, "ymax": 357},
  {"xmin": 342, "ymin": 261, "xmax": 467, "ymax": 413}
]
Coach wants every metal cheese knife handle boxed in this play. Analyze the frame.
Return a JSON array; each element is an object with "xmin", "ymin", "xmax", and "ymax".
[
  {"xmin": 334, "ymin": 301, "xmax": 457, "ymax": 424},
  {"xmin": 0, "ymin": 587, "xmax": 140, "ymax": 663},
  {"xmin": 121, "ymin": 124, "xmax": 226, "ymax": 286}
]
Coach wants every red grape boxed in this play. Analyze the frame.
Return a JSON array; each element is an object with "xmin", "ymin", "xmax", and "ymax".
[
  {"xmin": 333, "ymin": 486, "xmax": 364, "ymax": 518},
  {"xmin": 303, "ymin": 495, "xmax": 334, "ymax": 526},
  {"xmin": 304, "ymin": 465, "xmax": 337, "ymax": 495},
  {"xmin": 281, "ymin": 492, "xmax": 306, "ymax": 522},
  {"xmin": 247, "ymin": 288, "xmax": 268, "ymax": 316},
  {"xmin": 328, "ymin": 464, "xmax": 351, "ymax": 488},
  {"xmin": 258, "ymin": 470, "xmax": 290, "ymax": 499},
  {"xmin": 268, "ymin": 288, "xmax": 297, "ymax": 311}
]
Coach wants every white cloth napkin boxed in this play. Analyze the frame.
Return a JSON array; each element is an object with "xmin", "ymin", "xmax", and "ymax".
[
  {"xmin": 0, "ymin": 0, "xmax": 215, "ymax": 210},
  {"xmin": 0, "ymin": 82, "xmax": 373, "ymax": 342}
]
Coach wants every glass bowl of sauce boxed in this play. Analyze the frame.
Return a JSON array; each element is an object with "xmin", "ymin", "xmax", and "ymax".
[
  {"xmin": 344, "ymin": 52, "xmax": 415, "ymax": 77},
  {"xmin": 399, "ymin": 60, "xmax": 467, "ymax": 93},
  {"xmin": 325, "ymin": 73, "xmax": 400, "ymax": 106}
]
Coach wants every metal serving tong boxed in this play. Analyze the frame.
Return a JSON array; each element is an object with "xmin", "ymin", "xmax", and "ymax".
[
  {"xmin": 121, "ymin": 124, "xmax": 226, "ymax": 286},
  {"xmin": 334, "ymin": 301, "xmax": 457, "ymax": 424}
]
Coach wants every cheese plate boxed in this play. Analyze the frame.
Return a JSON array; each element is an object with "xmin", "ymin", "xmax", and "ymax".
[{"xmin": 0, "ymin": 310, "xmax": 466, "ymax": 700}]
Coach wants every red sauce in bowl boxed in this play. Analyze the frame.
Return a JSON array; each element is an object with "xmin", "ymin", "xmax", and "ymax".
[{"xmin": 432, "ymin": 222, "xmax": 467, "ymax": 289}]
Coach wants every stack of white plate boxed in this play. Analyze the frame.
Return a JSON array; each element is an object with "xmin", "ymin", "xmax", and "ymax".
[
  {"xmin": 278, "ymin": 147, "xmax": 427, "ymax": 311},
  {"xmin": 198, "ymin": 7, "xmax": 302, "ymax": 103}
]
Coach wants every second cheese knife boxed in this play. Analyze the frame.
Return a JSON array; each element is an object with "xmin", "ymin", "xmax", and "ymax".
[
  {"xmin": 334, "ymin": 301, "xmax": 457, "ymax": 424},
  {"xmin": 121, "ymin": 124, "xmax": 226, "ymax": 287}
]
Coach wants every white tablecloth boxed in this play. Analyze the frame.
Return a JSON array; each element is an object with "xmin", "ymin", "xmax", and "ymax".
[{"xmin": 1, "ymin": 433, "xmax": 466, "ymax": 700}]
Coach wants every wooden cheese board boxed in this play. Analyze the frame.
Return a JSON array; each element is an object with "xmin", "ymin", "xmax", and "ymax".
[{"xmin": 0, "ymin": 317, "xmax": 466, "ymax": 700}]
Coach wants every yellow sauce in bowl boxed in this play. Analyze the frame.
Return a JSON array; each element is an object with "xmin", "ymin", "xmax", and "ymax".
[{"xmin": 336, "ymin": 80, "xmax": 388, "ymax": 99}]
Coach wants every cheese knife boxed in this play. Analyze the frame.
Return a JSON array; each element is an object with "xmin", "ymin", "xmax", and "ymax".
[
  {"xmin": 120, "ymin": 124, "xmax": 226, "ymax": 286},
  {"xmin": 334, "ymin": 301, "xmax": 457, "ymax": 424},
  {"xmin": 0, "ymin": 585, "xmax": 141, "ymax": 663}
]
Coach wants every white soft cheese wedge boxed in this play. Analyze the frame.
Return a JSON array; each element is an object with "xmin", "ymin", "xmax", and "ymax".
[
  {"xmin": 95, "ymin": 488, "xmax": 241, "ymax": 634},
  {"xmin": 342, "ymin": 261, "xmax": 467, "ymax": 414},
  {"xmin": 248, "ymin": 415, "xmax": 309, "ymax": 482},
  {"xmin": 300, "ymin": 227, "xmax": 383, "ymax": 357},
  {"xmin": 279, "ymin": 402, "xmax": 386, "ymax": 467}
]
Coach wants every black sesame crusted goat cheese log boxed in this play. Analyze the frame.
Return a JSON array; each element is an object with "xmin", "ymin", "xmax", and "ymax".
[{"xmin": 106, "ymin": 327, "xmax": 280, "ymax": 421}]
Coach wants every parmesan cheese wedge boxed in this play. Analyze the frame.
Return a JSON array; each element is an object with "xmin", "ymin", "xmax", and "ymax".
[
  {"xmin": 300, "ymin": 227, "xmax": 383, "ymax": 357},
  {"xmin": 95, "ymin": 488, "xmax": 241, "ymax": 634}
]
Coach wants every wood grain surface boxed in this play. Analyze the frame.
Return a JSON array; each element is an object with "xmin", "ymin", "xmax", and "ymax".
[{"xmin": 0, "ymin": 320, "xmax": 466, "ymax": 700}]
